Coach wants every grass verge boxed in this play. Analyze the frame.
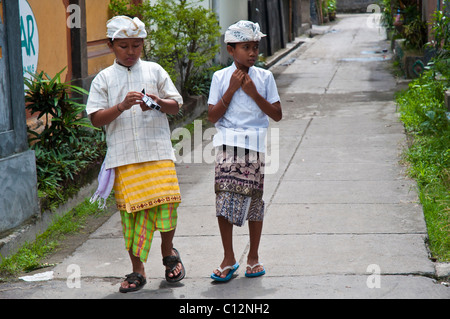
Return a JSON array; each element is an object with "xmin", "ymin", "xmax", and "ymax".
[
  {"xmin": 396, "ymin": 70, "xmax": 450, "ymax": 262},
  {"xmin": 0, "ymin": 196, "xmax": 115, "ymax": 279}
]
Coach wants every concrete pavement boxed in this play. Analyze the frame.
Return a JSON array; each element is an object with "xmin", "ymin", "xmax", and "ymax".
[{"xmin": 1, "ymin": 14, "xmax": 449, "ymax": 300}]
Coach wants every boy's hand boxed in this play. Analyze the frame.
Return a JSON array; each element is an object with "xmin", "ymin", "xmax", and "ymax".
[
  {"xmin": 241, "ymin": 73, "xmax": 258, "ymax": 99},
  {"xmin": 229, "ymin": 69, "xmax": 245, "ymax": 93},
  {"xmin": 139, "ymin": 93, "xmax": 160, "ymax": 112},
  {"xmin": 120, "ymin": 91, "xmax": 143, "ymax": 110}
]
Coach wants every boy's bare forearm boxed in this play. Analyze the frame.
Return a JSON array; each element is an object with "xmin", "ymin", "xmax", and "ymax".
[
  {"xmin": 252, "ymin": 93, "xmax": 282, "ymax": 122},
  {"xmin": 90, "ymin": 104, "xmax": 123, "ymax": 127},
  {"xmin": 207, "ymin": 89, "xmax": 236, "ymax": 123},
  {"xmin": 157, "ymin": 98, "xmax": 180, "ymax": 115}
]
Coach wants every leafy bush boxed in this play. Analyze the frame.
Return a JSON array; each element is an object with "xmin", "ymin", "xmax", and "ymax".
[
  {"xmin": 379, "ymin": 0, "xmax": 394, "ymax": 29},
  {"xmin": 25, "ymin": 68, "xmax": 106, "ymax": 211},
  {"xmin": 396, "ymin": 70, "xmax": 448, "ymax": 135},
  {"xmin": 25, "ymin": 68, "xmax": 94, "ymax": 149},
  {"xmin": 403, "ymin": 16, "xmax": 428, "ymax": 50},
  {"xmin": 327, "ymin": 0, "xmax": 337, "ymax": 13},
  {"xmin": 109, "ymin": 0, "xmax": 221, "ymax": 97},
  {"xmin": 428, "ymin": 7, "xmax": 450, "ymax": 51}
]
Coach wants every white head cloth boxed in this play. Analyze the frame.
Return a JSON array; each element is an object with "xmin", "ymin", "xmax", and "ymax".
[
  {"xmin": 107, "ymin": 16, "xmax": 147, "ymax": 40},
  {"xmin": 224, "ymin": 20, "xmax": 266, "ymax": 44}
]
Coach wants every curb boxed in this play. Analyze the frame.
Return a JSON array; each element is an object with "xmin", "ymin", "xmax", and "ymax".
[{"xmin": 435, "ymin": 262, "xmax": 450, "ymax": 279}]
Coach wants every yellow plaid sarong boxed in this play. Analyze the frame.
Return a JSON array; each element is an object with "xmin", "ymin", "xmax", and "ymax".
[{"xmin": 114, "ymin": 160, "xmax": 182, "ymax": 214}]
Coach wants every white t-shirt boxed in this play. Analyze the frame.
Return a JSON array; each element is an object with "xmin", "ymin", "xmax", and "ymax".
[{"xmin": 208, "ymin": 63, "xmax": 280, "ymax": 153}]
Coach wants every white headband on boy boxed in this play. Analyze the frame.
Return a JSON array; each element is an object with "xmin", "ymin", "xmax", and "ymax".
[
  {"xmin": 224, "ymin": 20, "xmax": 266, "ymax": 43},
  {"xmin": 107, "ymin": 16, "xmax": 147, "ymax": 41}
]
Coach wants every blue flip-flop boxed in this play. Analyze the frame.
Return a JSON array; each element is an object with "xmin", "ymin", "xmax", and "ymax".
[
  {"xmin": 245, "ymin": 263, "xmax": 266, "ymax": 278},
  {"xmin": 211, "ymin": 263, "xmax": 239, "ymax": 282}
]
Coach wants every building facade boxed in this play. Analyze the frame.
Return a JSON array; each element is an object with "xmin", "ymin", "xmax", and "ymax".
[{"xmin": 0, "ymin": 1, "xmax": 39, "ymax": 234}]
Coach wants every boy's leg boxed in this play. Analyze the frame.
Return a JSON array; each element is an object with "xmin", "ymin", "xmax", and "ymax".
[
  {"xmin": 156, "ymin": 203, "xmax": 184, "ymax": 279},
  {"xmin": 247, "ymin": 220, "xmax": 264, "ymax": 274},
  {"xmin": 121, "ymin": 250, "xmax": 146, "ymax": 290},
  {"xmin": 213, "ymin": 216, "xmax": 236, "ymax": 278},
  {"xmin": 120, "ymin": 211, "xmax": 150, "ymax": 290},
  {"xmin": 160, "ymin": 229, "xmax": 183, "ymax": 278},
  {"xmin": 246, "ymin": 194, "xmax": 265, "ymax": 275}
]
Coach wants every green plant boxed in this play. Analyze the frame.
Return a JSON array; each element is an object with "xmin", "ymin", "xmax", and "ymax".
[
  {"xmin": 321, "ymin": 0, "xmax": 328, "ymax": 17},
  {"xmin": 404, "ymin": 133, "xmax": 450, "ymax": 262},
  {"xmin": 25, "ymin": 68, "xmax": 106, "ymax": 210},
  {"xmin": 429, "ymin": 6, "xmax": 450, "ymax": 51},
  {"xmin": 109, "ymin": 0, "xmax": 221, "ymax": 98},
  {"xmin": 379, "ymin": 0, "xmax": 394, "ymax": 29},
  {"xmin": 327, "ymin": 0, "xmax": 336, "ymax": 13},
  {"xmin": 403, "ymin": 16, "xmax": 428, "ymax": 50},
  {"xmin": 33, "ymin": 131, "xmax": 106, "ymax": 210},
  {"xmin": 397, "ymin": 71, "xmax": 448, "ymax": 135},
  {"xmin": 25, "ymin": 68, "xmax": 95, "ymax": 150},
  {"xmin": 402, "ymin": 3, "xmax": 421, "ymax": 24},
  {"xmin": 185, "ymin": 63, "xmax": 222, "ymax": 96},
  {"xmin": 396, "ymin": 58, "xmax": 450, "ymax": 262},
  {"xmin": 426, "ymin": 50, "xmax": 450, "ymax": 82}
]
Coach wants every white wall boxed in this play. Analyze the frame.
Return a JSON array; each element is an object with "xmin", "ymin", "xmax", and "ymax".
[
  {"xmin": 212, "ymin": 0, "xmax": 248, "ymax": 33},
  {"xmin": 145, "ymin": 0, "xmax": 248, "ymax": 34}
]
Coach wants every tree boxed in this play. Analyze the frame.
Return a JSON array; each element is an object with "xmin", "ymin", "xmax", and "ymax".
[{"xmin": 110, "ymin": 0, "xmax": 221, "ymax": 97}]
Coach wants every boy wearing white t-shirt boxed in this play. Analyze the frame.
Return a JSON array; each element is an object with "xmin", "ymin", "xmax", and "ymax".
[{"xmin": 208, "ymin": 21, "xmax": 282, "ymax": 282}]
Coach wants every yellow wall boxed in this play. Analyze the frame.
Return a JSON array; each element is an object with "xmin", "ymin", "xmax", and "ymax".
[
  {"xmin": 86, "ymin": 1, "xmax": 112, "ymax": 42},
  {"xmin": 26, "ymin": 0, "xmax": 115, "ymax": 81},
  {"xmin": 85, "ymin": 1, "xmax": 115, "ymax": 75},
  {"xmin": 27, "ymin": 0, "xmax": 69, "ymax": 80},
  {"xmin": 23, "ymin": 0, "xmax": 114, "ymax": 126}
]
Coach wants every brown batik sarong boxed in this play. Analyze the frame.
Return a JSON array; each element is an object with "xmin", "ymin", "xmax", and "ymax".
[{"xmin": 215, "ymin": 146, "xmax": 265, "ymax": 226}]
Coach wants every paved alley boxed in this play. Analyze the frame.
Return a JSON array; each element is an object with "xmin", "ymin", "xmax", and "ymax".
[{"xmin": 1, "ymin": 14, "xmax": 449, "ymax": 300}]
